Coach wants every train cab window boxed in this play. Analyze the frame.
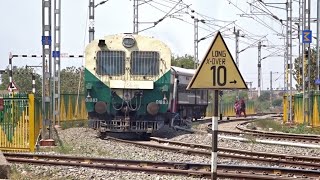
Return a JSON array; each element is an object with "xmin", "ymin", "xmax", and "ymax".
[
  {"xmin": 130, "ymin": 51, "xmax": 159, "ymax": 75},
  {"xmin": 96, "ymin": 51, "xmax": 125, "ymax": 76}
]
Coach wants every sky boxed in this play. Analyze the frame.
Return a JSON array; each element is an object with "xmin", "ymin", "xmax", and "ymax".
[{"xmin": 0, "ymin": 0, "xmax": 319, "ymax": 90}]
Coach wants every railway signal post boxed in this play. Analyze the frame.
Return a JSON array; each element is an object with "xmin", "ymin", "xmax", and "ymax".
[{"xmin": 187, "ymin": 31, "xmax": 248, "ymax": 180}]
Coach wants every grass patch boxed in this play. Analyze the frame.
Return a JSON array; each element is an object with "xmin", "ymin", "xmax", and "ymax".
[
  {"xmin": 251, "ymin": 119, "xmax": 320, "ymax": 134},
  {"xmin": 60, "ymin": 120, "xmax": 88, "ymax": 130},
  {"xmin": 54, "ymin": 143, "xmax": 74, "ymax": 154},
  {"xmin": 10, "ymin": 165, "xmax": 69, "ymax": 180}
]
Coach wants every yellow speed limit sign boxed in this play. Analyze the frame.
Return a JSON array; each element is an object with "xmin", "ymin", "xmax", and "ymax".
[{"xmin": 187, "ymin": 31, "xmax": 247, "ymax": 90}]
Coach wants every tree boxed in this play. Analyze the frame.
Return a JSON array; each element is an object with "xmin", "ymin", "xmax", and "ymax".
[
  {"xmin": 293, "ymin": 48, "xmax": 318, "ymax": 90},
  {"xmin": 171, "ymin": 54, "xmax": 195, "ymax": 69},
  {"xmin": 0, "ymin": 66, "xmax": 84, "ymax": 95},
  {"xmin": 60, "ymin": 66, "xmax": 84, "ymax": 94},
  {"xmin": 0, "ymin": 66, "xmax": 42, "ymax": 94},
  {"xmin": 258, "ymin": 91, "xmax": 270, "ymax": 102}
]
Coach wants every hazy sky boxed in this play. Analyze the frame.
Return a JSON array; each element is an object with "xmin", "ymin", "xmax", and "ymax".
[{"xmin": 0, "ymin": 0, "xmax": 319, "ymax": 90}]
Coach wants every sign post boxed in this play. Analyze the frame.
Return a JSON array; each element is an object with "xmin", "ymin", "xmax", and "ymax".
[{"xmin": 187, "ymin": 31, "xmax": 248, "ymax": 179}]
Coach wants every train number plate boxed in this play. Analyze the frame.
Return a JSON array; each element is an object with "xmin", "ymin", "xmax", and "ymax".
[
  {"xmin": 85, "ymin": 97, "xmax": 98, "ymax": 103},
  {"xmin": 156, "ymin": 100, "xmax": 168, "ymax": 104}
]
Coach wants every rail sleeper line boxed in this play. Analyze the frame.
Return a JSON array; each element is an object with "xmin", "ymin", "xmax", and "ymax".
[
  {"xmin": 137, "ymin": 137, "xmax": 320, "ymax": 169},
  {"xmin": 4, "ymin": 153, "xmax": 320, "ymax": 179}
]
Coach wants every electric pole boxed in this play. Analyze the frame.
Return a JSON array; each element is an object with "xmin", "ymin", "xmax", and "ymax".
[
  {"xmin": 53, "ymin": 0, "xmax": 61, "ymax": 126},
  {"xmin": 234, "ymin": 28, "xmax": 240, "ymax": 67},
  {"xmin": 270, "ymin": 71, "xmax": 273, "ymax": 107},
  {"xmin": 258, "ymin": 42, "xmax": 262, "ymax": 97},
  {"xmin": 303, "ymin": 0, "xmax": 311, "ymax": 125},
  {"xmin": 89, "ymin": 0, "xmax": 95, "ymax": 42},
  {"xmin": 194, "ymin": 17, "xmax": 199, "ymax": 69},
  {"xmin": 133, "ymin": 0, "xmax": 139, "ymax": 34},
  {"xmin": 41, "ymin": 0, "xmax": 52, "ymax": 141},
  {"xmin": 317, "ymin": 0, "xmax": 320, "ymax": 90},
  {"xmin": 287, "ymin": 0, "xmax": 293, "ymax": 123}
]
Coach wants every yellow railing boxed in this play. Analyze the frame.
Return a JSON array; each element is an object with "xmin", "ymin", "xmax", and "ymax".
[{"xmin": 0, "ymin": 94, "xmax": 37, "ymax": 152}]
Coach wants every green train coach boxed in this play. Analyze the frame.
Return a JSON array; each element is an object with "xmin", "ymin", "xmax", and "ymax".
[{"xmin": 84, "ymin": 34, "xmax": 208, "ymax": 137}]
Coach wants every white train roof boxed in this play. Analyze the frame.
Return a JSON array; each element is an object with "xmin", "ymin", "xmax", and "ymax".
[{"xmin": 171, "ymin": 66, "xmax": 195, "ymax": 76}]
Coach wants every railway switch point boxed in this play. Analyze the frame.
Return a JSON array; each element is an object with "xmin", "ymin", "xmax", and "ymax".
[
  {"xmin": 0, "ymin": 151, "xmax": 10, "ymax": 179},
  {"xmin": 39, "ymin": 139, "xmax": 56, "ymax": 146}
]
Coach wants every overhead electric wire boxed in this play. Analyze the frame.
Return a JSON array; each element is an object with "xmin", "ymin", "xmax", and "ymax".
[{"xmin": 226, "ymin": 0, "xmax": 282, "ymax": 35}]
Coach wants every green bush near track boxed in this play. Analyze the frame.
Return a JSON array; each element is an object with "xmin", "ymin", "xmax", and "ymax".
[{"xmin": 251, "ymin": 119, "xmax": 320, "ymax": 134}]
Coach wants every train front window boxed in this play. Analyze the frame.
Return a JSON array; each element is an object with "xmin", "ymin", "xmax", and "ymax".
[
  {"xmin": 96, "ymin": 51, "xmax": 125, "ymax": 76},
  {"xmin": 130, "ymin": 51, "xmax": 159, "ymax": 75}
]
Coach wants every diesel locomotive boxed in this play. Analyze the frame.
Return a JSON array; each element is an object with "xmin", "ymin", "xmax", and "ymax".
[{"xmin": 84, "ymin": 33, "xmax": 208, "ymax": 138}]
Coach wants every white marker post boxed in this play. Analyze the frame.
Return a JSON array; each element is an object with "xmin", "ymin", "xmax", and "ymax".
[{"xmin": 211, "ymin": 90, "xmax": 219, "ymax": 179}]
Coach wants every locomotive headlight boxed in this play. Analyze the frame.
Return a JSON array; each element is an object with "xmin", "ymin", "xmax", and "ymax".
[{"xmin": 122, "ymin": 35, "xmax": 135, "ymax": 48}]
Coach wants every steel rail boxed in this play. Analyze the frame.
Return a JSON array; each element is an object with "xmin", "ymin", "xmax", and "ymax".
[
  {"xmin": 4, "ymin": 153, "xmax": 320, "ymax": 179},
  {"xmin": 149, "ymin": 137, "xmax": 320, "ymax": 169},
  {"xmin": 107, "ymin": 137, "xmax": 320, "ymax": 169},
  {"xmin": 204, "ymin": 122, "xmax": 320, "ymax": 143}
]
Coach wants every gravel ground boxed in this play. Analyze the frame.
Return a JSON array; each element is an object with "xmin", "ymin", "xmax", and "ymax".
[
  {"xmin": 11, "ymin": 117, "xmax": 320, "ymax": 179},
  {"xmin": 11, "ymin": 126, "xmax": 211, "ymax": 180},
  {"xmin": 11, "ymin": 163, "xmax": 206, "ymax": 180}
]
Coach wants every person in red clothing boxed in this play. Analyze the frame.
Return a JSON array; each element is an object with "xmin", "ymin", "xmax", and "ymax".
[
  {"xmin": 240, "ymin": 99, "xmax": 246, "ymax": 118},
  {"xmin": 234, "ymin": 100, "xmax": 240, "ymax": 117}
]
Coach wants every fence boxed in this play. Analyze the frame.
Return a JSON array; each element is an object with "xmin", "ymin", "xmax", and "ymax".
[
  {"xmin": 0, "ymin": 93, "xmax": 87, "ymax": 152},
  {"xmin": 0, "ymin": 93, "xmax": 37, "ymax": 152},
  {"xmin": 206, "ymin": 100, "xmax": 255, "ymax": 117},
  {"xmin": 283, "ymin": 92, "xmax": 320, "ymax": 127}
]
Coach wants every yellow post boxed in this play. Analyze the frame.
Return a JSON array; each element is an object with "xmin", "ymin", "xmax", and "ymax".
[{"xmin": 28, "ymin": 94, "xmax": 35, "ymax": 152}]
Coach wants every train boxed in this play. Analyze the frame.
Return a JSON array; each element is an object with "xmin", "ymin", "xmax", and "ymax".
[{"xmin": 84, "ymin": 33, "xmax": 208, "ymax": 138}]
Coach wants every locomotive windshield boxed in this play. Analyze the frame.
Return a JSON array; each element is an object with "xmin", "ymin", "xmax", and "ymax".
[
  {"xmin": 96, "ymin": 51, "xmax": 125, "ymax": 76},
  {"xmin": 130, "ymin": 51, "xmax": 159, "ymax": 75}
]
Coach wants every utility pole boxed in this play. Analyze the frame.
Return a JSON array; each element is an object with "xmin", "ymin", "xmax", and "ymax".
[
  {"xmin": 191, "ymin": 15, "xmax": 205, "ymax": 69},
  {"xmin": 41, "ymin": 0, "xmax": 52, "ymax": 141},
  {"xmin": 317, "ymin": 0, "xmax": 320, "ymax": 90},
  {"xmin": 307, "ymin": 0, "xmax": 311, "ymax": 125},
  {"xmin": 194, "ymin": 17, "xmax": 199, "ymax": 69},
  {"xmin": 89, "ymin": 0, "xmax": 95, "ymax": 42},
  {"xmin": 258, "ymin": 42, "xmax": 262, "ymax": 97},
  {"xmin": 246, "ymin": 82, "xmax": 253, "ymax": 99},
  {"xmin": 133, "ymin": 0, "xmax": 139, "ymax": 34},
  {"xmin": 234, "ymin": 28, "xmax": 240, "ymax": 67},
  {"xmin": 302, "ymin": 0, "xmax": 311, "ymax": 125},
  {"xmin": 53, "ymin": 0, "xmax": 61, "ymax": 126},
  {"xmin": 288, "ymin": 0, "xmax": 293, "ymax": 123},
  {"xmin": 270, "ymin": 71, "xmax": 273, "ymax": 107},
  {"xmin": 302, "ymin": 0, "xmax": 306, "ymax": 123},
  {"xmin": 270, "ymin": 71, "xmax": 279, "ymax": 108},
  {"xmin": 284, "ymin": 0, "xmax": 293, "ymax": 123}
]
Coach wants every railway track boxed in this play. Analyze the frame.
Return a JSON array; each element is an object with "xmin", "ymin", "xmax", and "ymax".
[
  {"xmin": 5, "ymin": 152, "xmax": 320, "ymax": 179},
  {"xmin": 236, "ymin": 121, "xmax": 320, "ymax": 143},
  {"xmin": 107, "ymin": 136, "xmax": 320, "ymax": 170},
  {"xmin": 202, "ymin": 117, "xmax": 320, "ymax": 144}
]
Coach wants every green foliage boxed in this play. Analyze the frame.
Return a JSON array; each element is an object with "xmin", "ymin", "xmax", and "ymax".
[
  {"xmin": 272, "ymin": 98, "xmax": 282, "ymax": 107},
  {"xmin": 258, "ymin": 91, "xmax": 270, "ymax": 102},
  {"xmin": 252, "ymin": 119, "xmax": 320, "ymax": 134},
  {"xmin": 254, "ymin": 100, "xmax": 271, "ymax": 113},
  {"xmin": 0, "ymin": 66, "xmax": 84, "ymax": 94},
  {"xmin": 219, "ymin": 90, "xmax": 248, "ymax": 104},
  {"xmin": 0, "ymin": 66, "xmax": 41, "ymax": 94},
  {"xmin": 60, "ymin": 66, "xmax": 84, "ymax": 94},
  {"xmin": 171, "ymin": 54, "xmax": 195, "ymax": 69},
  {"xmin": 293, "ymin": 48, "xmax": 318, "ymax": 90}
]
